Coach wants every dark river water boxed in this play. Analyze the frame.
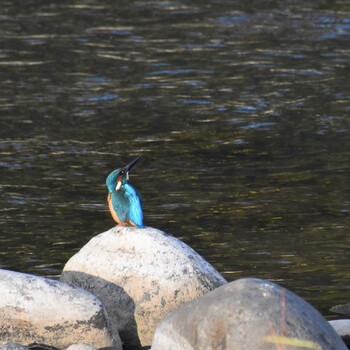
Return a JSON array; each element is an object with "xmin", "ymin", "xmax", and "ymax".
[{"xmin": 1, "ymin": 0, "xmax": 350, "ymax": 318}]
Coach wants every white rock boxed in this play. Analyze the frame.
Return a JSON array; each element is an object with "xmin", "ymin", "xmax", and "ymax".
[
  {"xmin": 0, "ymin": 344, "xmax": 29, "ymax": 350},
  {"xmin": 65, "ymin": 344, "xmax": 97, "ymax": 350},
  {"xmin": 329, "ymin": 319, "xmax": 350, "ymax": 342},
  {"xmin": 152, "ymin": 278, "xmax": 347, "ymax": 350},
  {"xmin": 60, "ymin": 226, "xmax": 226, "ymax": 348},
  {"xmin": 0, "ymin": 269, "xmax": 119, "ymax": 349}
]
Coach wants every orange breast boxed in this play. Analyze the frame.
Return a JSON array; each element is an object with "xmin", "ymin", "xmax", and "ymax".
[{"xmin": 107, "ymin": 193, "xmax": 121, "ymax": 224}]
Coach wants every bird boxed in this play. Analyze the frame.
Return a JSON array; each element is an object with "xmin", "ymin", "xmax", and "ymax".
[{"xmin": 106, "ymin": 155, "xmax": 144, "ymax": 228}]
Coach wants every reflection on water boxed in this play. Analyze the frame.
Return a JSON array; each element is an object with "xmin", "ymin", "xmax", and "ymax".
[{"xmin": 0, "ymin": 0, "xmax": 350, "ymax": 317}]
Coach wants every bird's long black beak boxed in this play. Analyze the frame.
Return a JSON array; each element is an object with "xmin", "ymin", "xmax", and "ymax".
[{"xmin": 122, "ymin": 155, "xmax": 141, "ymax": 174}]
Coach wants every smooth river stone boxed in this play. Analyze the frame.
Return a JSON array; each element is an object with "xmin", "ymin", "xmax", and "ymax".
[
  {"xmin": 60, "ymin": 226, "xmax": 226, "ymax": 349},
  {"xmin": 152, "ymin": 278, "xmax": 347, "ymax": 350},
  {"xmin": 0, "ymin": 269, "xmax": 118, "ymax": 349}
]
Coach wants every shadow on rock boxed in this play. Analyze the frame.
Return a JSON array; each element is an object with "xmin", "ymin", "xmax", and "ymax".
[
  {"xmin": 60, "ymin": 226, "xmax": 226, "ymax": 348},
  {"xmin": 62, "ymin": 271, "xmax": 141, "ymax": 350}
]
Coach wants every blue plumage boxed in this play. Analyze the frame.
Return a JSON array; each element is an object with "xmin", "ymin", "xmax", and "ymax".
[{"xmin": 106, "ymin": 156, "xmax": 144, "ymax": 228}]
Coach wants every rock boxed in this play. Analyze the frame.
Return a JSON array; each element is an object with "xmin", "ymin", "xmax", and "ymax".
[
  {"xmin": 329, "ymin": 320, "xmax": 350, "ymax": 346},
  {"xmin": 60, "ymin": 226, "xmax": 226, "ymax": 349},
  {"xmin": 0, "ymin": 269, "xmax": 118, "ymax": 349},
  {"xmin": 66, "ymin": 347, "xmax": 122, "ymax": 350},
  {"xmin": 151, "ymin": 278, "xmax": 347, "ymax": 350},
  {"xmin": 65, "ymin": 344, "xmax": 97, "ymax": 350},
  {"xmin": 0, "ymin": 344, "xmax": 29, "ymax": 350},
  {"xmin": 27, "ymin": 344, "xmax": 59, "ymax": 350},
  {"xmin": 331, "ymin": 304, "xmax": 350, "ymax": 317}
]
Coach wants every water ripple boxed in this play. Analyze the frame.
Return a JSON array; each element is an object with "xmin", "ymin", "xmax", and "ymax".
[{"xmin": 0, "ymin": 0, "xmax": 349, "ymax": 315}]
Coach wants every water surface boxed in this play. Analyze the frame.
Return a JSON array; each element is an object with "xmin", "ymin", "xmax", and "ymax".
[{"xmin": 1, "ymin": 0, "xmax": 350, "ymax": 317}]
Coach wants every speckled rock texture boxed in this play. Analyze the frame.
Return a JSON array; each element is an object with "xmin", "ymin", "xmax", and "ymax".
[
  {"xmin": 331, "ymin": 304, "xmax": 350, "ymax": 318},
  {"xmin": 0, "ymin": 269, "xmax": 118, "ymax": 349},
  {"xmin": 0, "ymin": 344, "xmax": 29, "ymax": 350},
  {"xmin": 329, "ymin": 320, "xmax": 350, "ymax": 347},
  {"xmin": 65, "ymin": 344, "xmax": 97, "ymax": 350},
  {"xmin": 151, "ymin": 278, "xmax": 347, "ymax": 350},
  {"xmin": 60, "ymin": 226, "xmax": 226, "ymax": 349}
]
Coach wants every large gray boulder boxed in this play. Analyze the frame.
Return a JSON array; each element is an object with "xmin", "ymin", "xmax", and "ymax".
[
  {"xmin": 60, "ymin": 226, "xmax": 226, "ymax": 349},
  {"xmin": 0, "ymin": 269, "xmax": 118, "ymax": 349},
  {"xmin": 152, "ymin": 278, "xmax": 347, "ymax": 350}
]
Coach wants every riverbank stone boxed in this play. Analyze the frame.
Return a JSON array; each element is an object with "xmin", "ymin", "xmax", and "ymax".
[
  {"xmin": 60, "ymin": 226, "xmax": 226, "ymax": 349},
  {"xmin": 151, "ymin": 277, "xmax": 347, "ymax": 350},
  {"xmin": 65, "ymin": 345, "xmax": 97, "ymax": 350},
  {"xmin": 329, "ymin": 320, "xmax": 350, "ymax": 347},
  {"xmin": 0, "ymin": 344, "xmax": 29, "ymax": 350},
  {"xmin": 0, "ymin": 269, "xmax": 118, "ymax": 349},
  {"xmin": 331, "ymin": 304, "xmax": 350, "ymax": 318}
]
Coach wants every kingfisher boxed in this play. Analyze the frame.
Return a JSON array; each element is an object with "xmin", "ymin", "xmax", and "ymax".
[{"xmin": 106, "ymin": 155, "xmax": 144, "ymax": 228}]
